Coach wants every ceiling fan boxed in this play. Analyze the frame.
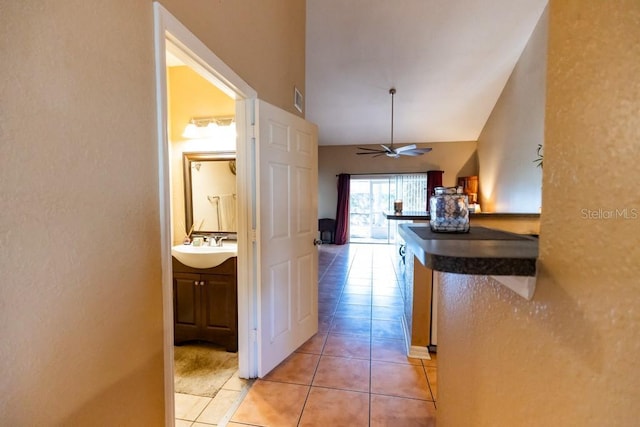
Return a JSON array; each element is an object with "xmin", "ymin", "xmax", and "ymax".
[{"xmin": 357, "ymin": 88, "xmax": 433, "ymax": 158}]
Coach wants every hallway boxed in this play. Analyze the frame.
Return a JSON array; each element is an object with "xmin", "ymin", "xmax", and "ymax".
[{"xmin": 229, "ymin": 243, "xmax": 437, "ymax": 426}]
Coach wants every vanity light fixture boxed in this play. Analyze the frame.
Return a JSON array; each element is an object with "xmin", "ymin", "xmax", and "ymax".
[{"xmin": 182, "ymin": 116, "xmax": 235, "ymax": 139}]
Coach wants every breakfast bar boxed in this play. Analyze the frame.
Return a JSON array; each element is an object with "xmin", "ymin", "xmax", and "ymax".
[
  {"xmin": 398, "ymin": 224, "xmax": 539, "ymax": 276},
  {"xmin": 395, "ymin": 223, "xmax": 539, "ymax": 357}
]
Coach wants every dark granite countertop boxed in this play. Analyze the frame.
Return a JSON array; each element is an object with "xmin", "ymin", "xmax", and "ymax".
[
  {"xmin": 398, "ymin": 224, "xmax": 538, "ymax": 276},
  {"xmin": 385, "ymin": 210, "xmax": 432, "ymax": 220},
  {"xmin": 385, "ymin": 211, "xmax": 541, "ymax": 220}
]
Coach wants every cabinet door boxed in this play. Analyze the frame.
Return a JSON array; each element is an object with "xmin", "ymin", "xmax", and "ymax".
[
  {"xmin": 173, "ymin": 272, "xmax": 201, "ymax": 343},
  {"xmin": 201, "ymin": 273, "xmax": 237, "ymax": 333}
]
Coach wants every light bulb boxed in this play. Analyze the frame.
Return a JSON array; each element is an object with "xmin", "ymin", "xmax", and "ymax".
[{"xmin": 182, "ymin": 123, "xmax": 200, "ymax": 139}]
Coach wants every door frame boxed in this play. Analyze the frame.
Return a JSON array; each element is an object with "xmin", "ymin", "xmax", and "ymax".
[{"xmin": 153, "ymin": 3, "xmax": 258, "ymax": 424}]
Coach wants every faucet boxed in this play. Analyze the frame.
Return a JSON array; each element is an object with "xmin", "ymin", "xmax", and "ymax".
[{"xmin": 209, "ymin": 234, "xmax": 227, "ymax": 247}]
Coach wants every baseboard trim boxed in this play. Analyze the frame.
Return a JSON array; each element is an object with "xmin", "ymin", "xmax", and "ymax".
[
  {"xmin": 408, "ymin": 345, "xmax": 431, "ymax": 360},
  {"xmin": 401, "ymin": 315, "xmax": 431, "ymax": 360}
]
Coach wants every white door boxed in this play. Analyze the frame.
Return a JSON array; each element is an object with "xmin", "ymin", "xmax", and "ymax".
[{"xmin": 256, "ymin": 100, "xmax": 318, "ymax": 377}]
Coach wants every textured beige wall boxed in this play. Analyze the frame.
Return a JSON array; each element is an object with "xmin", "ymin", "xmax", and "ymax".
[
  {"xmin": 159, "ymin": 0, "xmax": 306, "ymax": 117},
  {"xmin": 0, "ymin": 2, "xmax": 164, "ymax": 424},
  {"xmin": 318, "ymin": 141, "xmax": 478, "ymax": 218},
  {"xmin": 168, "ymin": 66, "xmax": 235, "ymax": 143},
  {"xmin": 477, "ymin": 7, "xmax": 547, "ymax": 213},
  {"xmin": 437, "ymin": 2, "xmax": 640, "ymax": 426},
  {"xmin": 0, "ymin": 1, "xmax": 304, "ymax": 424},
  {"xmin": 469, "ymin": 215, "xmax": 540, "ymax": 235}
]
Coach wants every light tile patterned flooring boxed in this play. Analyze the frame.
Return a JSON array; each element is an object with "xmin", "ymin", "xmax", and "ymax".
[
  {"xmin": 175, "ymin": 370, "xmax": 252, "ymax": 426},
  {"xmin": 228, "ymin": 243, "xmax": 437, "ymax": 427}
]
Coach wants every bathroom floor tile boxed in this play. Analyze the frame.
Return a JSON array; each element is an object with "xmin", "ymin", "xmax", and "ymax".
[
  {"xmin": 370, "ymin": 394, "xmax": 437, "ymax": 427},
  {"xmin": 225, "ymin": 423, "xmax": 260, "ymax": 427},
  {"xmin": 263, "ymin": 352, "xmax": 320, "ymax": 385},
  {"xmin": 196, "ymin": 389, "xmax": 241, "ymax": 424},
  {"xmin": 371, "ymin": 361, "xmax": 432, "ymax": 401},
  {"xmin": 222, "ymin": 370, "xmax": 252, "ymax": 392},
  {"xmin": 174, "ymin": 393, "xmax": 211, "ymax": 421},
  {"xmin": 230, "ymin": 380, "xmax": 309, "ymax": 426},
  {"xmin": 312, "ymin": 355, "xmax": 370, "ymax": 392},
  {"xmin": 299, "ymin": 387, "xmax": 369, "ymax": 427}
]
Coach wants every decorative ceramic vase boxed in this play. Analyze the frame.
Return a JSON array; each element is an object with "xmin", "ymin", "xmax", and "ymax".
[{"xmin": 429, "ymin": 186, "xmax": 470, "ymax": 233}]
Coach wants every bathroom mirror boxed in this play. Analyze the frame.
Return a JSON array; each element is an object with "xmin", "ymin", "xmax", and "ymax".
[{"xmin": 183, "ymin": 152, "xmax": 237, "ymax": 235}]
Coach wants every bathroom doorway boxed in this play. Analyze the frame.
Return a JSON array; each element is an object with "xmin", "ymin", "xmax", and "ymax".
[
  {"xmin": 165, "ymin": 59, "xmax": 242, "ymax": 399},
  {"xmin": 154, "ymin": 4, "xmax": 319, "ymax": 423},
  {"xmin": 153, "ymin": 4, "xmax": 259, "ymax": 422}
]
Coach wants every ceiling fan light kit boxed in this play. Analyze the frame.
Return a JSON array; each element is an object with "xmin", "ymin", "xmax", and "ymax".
[{"xmin": 357, "ymin": 88, "xmax": 433, "ymax": 159}]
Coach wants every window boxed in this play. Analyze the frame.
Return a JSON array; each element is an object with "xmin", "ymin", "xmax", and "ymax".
[{"xmin": 349, "ymin": 174, "xmax": 427, "ymax": 243}]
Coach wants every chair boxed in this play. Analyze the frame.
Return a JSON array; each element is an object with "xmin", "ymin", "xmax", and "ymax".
[{"xmin": 318, "ymin": 218, "xmax": 336, "ymax": 243}]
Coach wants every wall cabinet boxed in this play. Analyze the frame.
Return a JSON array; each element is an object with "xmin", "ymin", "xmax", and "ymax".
[{"xmin": 172, "ymin": 257, "xmax": 238, "ymax": 352}]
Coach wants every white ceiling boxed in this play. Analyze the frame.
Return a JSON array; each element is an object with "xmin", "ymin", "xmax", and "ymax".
[{"xmin": 306, "ymin": 0, "xmax": 548, "ymax": 146}]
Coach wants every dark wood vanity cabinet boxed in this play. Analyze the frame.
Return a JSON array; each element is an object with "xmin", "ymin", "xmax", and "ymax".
[{"xmin": 172, "ymin": 257, "xmax": 238, "ymax": 352}]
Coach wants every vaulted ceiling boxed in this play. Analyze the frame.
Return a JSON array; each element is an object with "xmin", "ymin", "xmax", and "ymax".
[{"xmin": 305, "ymin": 0, "xmax": 548, "ymax": 146}]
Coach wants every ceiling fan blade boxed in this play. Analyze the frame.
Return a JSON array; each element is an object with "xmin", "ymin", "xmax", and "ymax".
[
  {"xmin": 394, "ymin": 144, "xmax": 417, "ymax": 153},
  {"xmin": 380, "ymin": 144, "xmax": 394, "ymax": 153},
  {"xmin": 357, "ymin": 146, "xmax": 385, "ymax": 152},
  {"xmin": 397, "ymin": 151, "xmax": 424, "ymax": 156},
  {"xmin": 397, "ymin": 147, "xmax": 433, "ymax": 156},
  {"xmin": 412, "ymin": 147, "xmax": 433, "ymax": 153},
  {"xmin": 357, "ymin": 151, "xmax": 384, "ymax": 155}
]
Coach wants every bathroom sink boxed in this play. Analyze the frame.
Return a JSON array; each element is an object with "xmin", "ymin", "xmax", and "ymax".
[{"xmin": 171, "ymin": 242, "xmax": 237, "ymax": 269}]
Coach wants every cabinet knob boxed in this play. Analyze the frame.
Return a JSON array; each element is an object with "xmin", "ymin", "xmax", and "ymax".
[
  {"xmin": 200, "ymin": 281, "xmax": 205, "ymax": 286},
  {"xmin": 194, "ymin": 281, "xmax": 199, "ymax": 286}
]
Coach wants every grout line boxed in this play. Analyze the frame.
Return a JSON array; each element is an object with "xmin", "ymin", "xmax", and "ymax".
[{"xmin": 216, "ymin": 381, "xmax": 254, "ymax": 427}]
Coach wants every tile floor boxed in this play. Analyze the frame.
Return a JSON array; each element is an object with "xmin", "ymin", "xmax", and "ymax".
[
  {"xmin": 228, "ymin": 243, "xmax": 437, "ymax": 427},
  {"xmin": 175, "ymin": 369, "xmax": 253, "ymax": 426}
]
